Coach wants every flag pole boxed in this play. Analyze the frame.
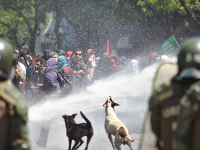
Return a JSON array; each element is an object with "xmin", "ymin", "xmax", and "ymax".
[{"xmin": 172, "ymin": 35, "xmax": 180, "ymax": 48}]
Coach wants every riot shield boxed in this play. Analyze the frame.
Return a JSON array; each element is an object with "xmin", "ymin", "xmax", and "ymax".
[{"xmin": 139, "ymin": 62, "xmax": 178, "ymax": 150}]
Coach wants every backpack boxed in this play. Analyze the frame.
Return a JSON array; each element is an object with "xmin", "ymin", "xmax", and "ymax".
[{"xmin": 57, "ymin": 68, "xmax": 73, "ymax": 95}]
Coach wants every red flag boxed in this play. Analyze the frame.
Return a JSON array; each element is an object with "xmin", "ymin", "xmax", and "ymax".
[{"xmin": 107, "ymin": 39, "xmax": 109, "ymax": 54}]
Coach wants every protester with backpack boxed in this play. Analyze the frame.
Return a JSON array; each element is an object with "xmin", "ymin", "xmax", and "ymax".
[
  {"xmin": 57, "ymin": 56, "xmax": 73, "ymax": 96},
  {"xmin": 44, "ymin": 58, "xmax": 60, "ymax": 95}
]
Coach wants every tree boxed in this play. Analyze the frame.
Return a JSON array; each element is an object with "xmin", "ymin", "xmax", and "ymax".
[
  {"xmin": 0, "ymin": 0, "xmax": 48, "ymax": 52},
  {"xmin": 0, "ymin": 3, "xmax": 30, "ymax": 49},
  {"xmin": 137, "ymin": 0, "xmax": 200, "ymax": 29},
  {"xmin": 137, "ymin": 0, "xmax": 200, "ymax": 44},
  {"xmin": 45, "ymin": 0, "xmax": 143, "ymax": 52}
]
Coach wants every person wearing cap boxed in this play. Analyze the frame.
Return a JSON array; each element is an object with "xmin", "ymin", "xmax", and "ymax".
[
  {"xmin": 149, "ymin": 52, "xmax": 157, "ymax": 65},
  {"xmin": 66, "ymin": 51, "xmax": 73, "ymax": 59},
  {"xmin": 25, "ymin": 54, "xmax": 32, "ymax": 67},
  {"xmin": 43, "ymin": 49, "xmax": 51, "ymax": 61}
]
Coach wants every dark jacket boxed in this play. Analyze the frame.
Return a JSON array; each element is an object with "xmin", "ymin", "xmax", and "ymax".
[
  {"xmin": 44, "ymin": 58, "xmax": 60, "ymax": 94},
  {"xmin": 26, "ymin": 63, "xmax": 33, "ymax": 83},
  {"xmin": 31, "ymin": 70, "xmax": 45, "ymax": 86},
  {"xmin": 69, "ymin": 59, "xmax": 86, "ymax": 79}
]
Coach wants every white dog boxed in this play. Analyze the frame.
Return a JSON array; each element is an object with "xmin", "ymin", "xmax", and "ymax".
[{"xmin": 103, "ymin": 96, "xmax": 134, "ymax": 150}]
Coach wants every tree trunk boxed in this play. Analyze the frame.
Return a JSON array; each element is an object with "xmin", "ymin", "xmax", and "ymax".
[
  {"xmin": 29, "ymin": 0, "xmax": 39, "ymax": 53},
  {"xmin": 54, "ymin": 11, "xmax": 62, "ymax": 50},
  {"xmin": 179, "ymin": 0, "xmax": 200, "ymax": 26}
]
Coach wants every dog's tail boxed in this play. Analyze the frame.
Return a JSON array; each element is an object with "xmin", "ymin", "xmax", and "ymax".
[
  {"xmin": 119, "ymin": 127, "xmax": 134, "ymax": 142},
  {"xmin": 80, "ymin": 111, "xmax": 92, "ymax": 128},
  {"xmin": 126, "ymin": 134, "xmax": 135, "ymax": 142}
]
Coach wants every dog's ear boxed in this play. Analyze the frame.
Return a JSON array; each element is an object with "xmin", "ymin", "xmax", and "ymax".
[
  {"xmin": 111, "ymin": 102, "xmax": 119, "ymax": 108},
  {"xmin": 62, "ymin": 114, "xmax": 67, "ymax": 119},
  {"xmin": 109, "ymin": 97, "xmax": 120, "ymax": 107},
  {"xmin": 109, "ymin": 97, "xmax": 115, "ymax": 104},
  {"xmin": 103, "ymin": 100, "xmax": 108, "ymax": 107},
  {"xmin": 72, "ymin": 114, "xmax": 77, "ymax": 118},
  {"xmin": 112, "ymin": 102, "xmax": 120, "ymax": 107}
]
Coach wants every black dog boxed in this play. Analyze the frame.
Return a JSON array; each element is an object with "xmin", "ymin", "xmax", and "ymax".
[{"xmin": 62, "ymin": 111, "xmax": 93, "ymax": 150}]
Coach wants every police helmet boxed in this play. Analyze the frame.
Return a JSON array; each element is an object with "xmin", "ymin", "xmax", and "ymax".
[
  {"xmin": 178, "ymin": 37, "xmax": 200, "ymax": 71},
  {"xmin": 0, "ymin": 38, "xmax": 15, "ymax": 79}
]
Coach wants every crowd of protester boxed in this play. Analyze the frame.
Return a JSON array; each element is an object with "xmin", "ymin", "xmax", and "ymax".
[{"xmin": 12, "ymin": 48, "xmax": 169, "ymax": 105}]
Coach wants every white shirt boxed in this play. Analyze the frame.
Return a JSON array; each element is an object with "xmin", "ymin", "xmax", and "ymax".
[{"xmin": 19, "ymin": 62, "xmax": 26, "ymax": 75}]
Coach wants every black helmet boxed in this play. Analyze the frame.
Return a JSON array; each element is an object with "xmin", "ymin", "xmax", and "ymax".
[
  {"xmin": 0, "ymin": 38, "xmax": 15, "ymax": 79},
  {"xmin": 56, "ymin": 49, "xmax": 65, "ymax": 56},
  {"xmin": 178, "ymin": 37, "xmax": 200, "ymax": 72},
  {"xmin": 43, "ymin": 49, "xmax": 51, "ymax": 61}
]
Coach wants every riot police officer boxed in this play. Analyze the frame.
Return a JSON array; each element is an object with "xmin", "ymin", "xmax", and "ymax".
[
  {"xmin": 174, "ymin": 38, "xmax": 200, "ymax": 150},
  {"xmin": 148, "ymin": 38, "xmax": 200, "ymax": 150},
  {"xmin": 0, "ymin": 38, "xmax": 30, "ymax": 150}
]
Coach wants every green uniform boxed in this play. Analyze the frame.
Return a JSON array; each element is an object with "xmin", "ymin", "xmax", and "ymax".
[
  {"xmin": 139, "ymin": 62, "xmax": 178, "ymax": 150},
  {"xmin": 0, "ymin": 80, "xmax": 30, "ymax": 150},
  {"xmin": 174, "ymin": 79, "xmax": 200, "ymax": 150},
  {"xmin": 148, "ymin": 37, "xmax": 200, "ymax": 150},
  {"xmin": 172, "ymin": 37, "xmax": 200, "ymax": 150},
  {"xmin": 149, "ymin": 68, "xmax": 200, "ymax": 150}
]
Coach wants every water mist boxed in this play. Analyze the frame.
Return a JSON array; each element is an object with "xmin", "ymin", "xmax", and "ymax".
[{"xmin": 29, "ymin": 64, "xmax": 159, "ymax": 150}]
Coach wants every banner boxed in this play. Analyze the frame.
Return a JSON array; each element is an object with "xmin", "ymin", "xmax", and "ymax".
[
  {"xmin": 155, "ymin": 36, "xmax": 180, "ymax": 55},
  {"xmin": 107, "ymin": 39, "xmax": 109, "ymax": 54}
]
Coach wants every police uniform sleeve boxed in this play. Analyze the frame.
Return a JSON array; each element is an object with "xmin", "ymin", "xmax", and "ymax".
[
  {"xmin": 6, "ymin": 84, "xmax": 30, "ymax": 150},
  {"xmin": 174, "ymin": 84, "xmax": 200, "ymax": 150}
]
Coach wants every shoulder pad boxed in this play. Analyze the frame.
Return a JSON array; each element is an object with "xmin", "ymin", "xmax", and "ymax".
[
  {"xmin": 153, "ymin": 62, "xmax": 177, "ymax": 90},
  {"xmin": 5, "ymin": 83, "xmax": 23, "ymax": 101},
  {"xmin": 0, "ymin": 81, "xmax": 16, "ymax": 105},
  {"xmin": 151, "ymin": 81, "xmax": 173, "ymax": 105}
]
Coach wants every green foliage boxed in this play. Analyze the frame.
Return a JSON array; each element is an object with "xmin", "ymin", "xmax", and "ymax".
[
  {"xmin": 46, "ymin": 0, "xmax": 144, "ymax": 49},
  {"xmin": 137, "ymin": 0, "xmax": 200, "ymax": 16},
  {"xmin": 0, "ymin": 0, "xmax": 49, "ymax": 51}
]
